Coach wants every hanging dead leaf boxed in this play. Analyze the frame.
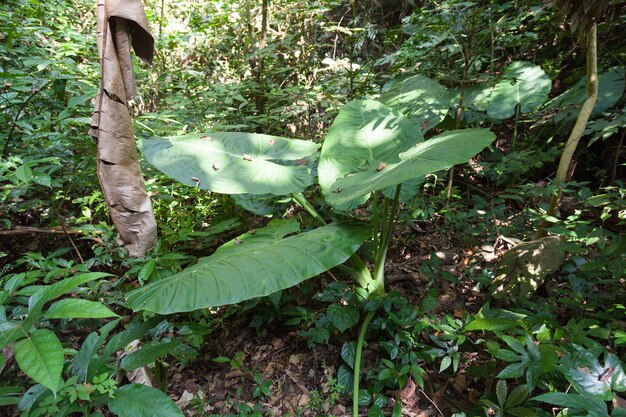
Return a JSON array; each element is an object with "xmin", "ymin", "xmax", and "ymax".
[{"xmin": 89, "ymin": 0, "xmax": 157, "ymax": 257}]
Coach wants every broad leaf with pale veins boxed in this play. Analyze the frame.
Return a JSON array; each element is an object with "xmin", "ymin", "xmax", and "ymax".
[
  {"xmin": 380, "ymin": 74, "xmax": 450, "ymax": 132},
  {"xmin": 139, "ymin": 132, "xmax": 319, "ymax": 195},
  {"xmin": 127, "ymin": 219, "xmax": 370, "ymax": 314},
  {"xmin": 318, "ymin": 99, "xmax": 423, "ymax": 209},
  {"xmin": 326, "ymin": 129, "xmax": 495, "ymax": 207}
]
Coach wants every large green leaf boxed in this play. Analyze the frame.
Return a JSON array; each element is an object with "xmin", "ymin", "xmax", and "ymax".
[
  {"xmin": 542, "ymin": 66, "xmax": 625, "ymax": 123},
  {"xmin": 532, "ymin": 392, "xmax": 607, "ymax": 417},
  {"xmin": 28, "ymin": 272, "xmax": 112, "ymax": 314},
  {"xmin": 14, "ymin": 329, "xmax": 64, "ymax": 393},
  {"xmin": 230, "ymin": 193, "xmax": 290, "ymax": 216},
  {"xmin": 127, "ymin": 219, "xmax": 370, "ymax": 314},
  {"xmin": 108, "ymin": 384, "xmax": 184, "ymax": 417},
  {"xmin": 318, "ymin": 99, "xmax": 423, "ymax": 209},
  {"xmin": 325, "ymin": 129, "xmax": 495, "ymax": 207},
  {"xmin": 487, "ymin": 61, "xmax": 551, "ymax": 120},
  {"xmin": 139, "ymin": 132, "xmax": 319, "ymax": 195},
  {"xmin": 380, "ymin": 74, "xmax": 450, "ymax": 132},
  {"xmin": 0, "ymin": 305, "xmax": 25, "ymax": 348},
  {"xmin": 561, "ymin": 345, "xmax": 626, "ymax": 400},
  {"xmin": 44, "ymin": 299, "xmax": 119, "ymax": 319}
]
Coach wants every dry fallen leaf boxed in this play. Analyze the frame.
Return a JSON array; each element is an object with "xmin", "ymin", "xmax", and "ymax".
[{"xmin": 175, "ymin": 390, "xmax": 195, "ymax": 408}]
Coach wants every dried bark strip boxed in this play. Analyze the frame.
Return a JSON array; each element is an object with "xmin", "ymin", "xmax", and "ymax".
[{"xmin": 89, "ymin": 0, "xmax": 157, "ymax": 257}]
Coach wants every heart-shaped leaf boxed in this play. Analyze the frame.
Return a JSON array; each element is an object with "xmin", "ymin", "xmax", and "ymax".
[
  {"xmin": 326, "ymin": 129, "xmax": 495, "ymax": 207},
  {"xmin": 318, "ymin": 99, "xmax": 424, "ymax": 209},
  {"xmin": 127, "ymin": 219, "xmax": 370, "ymax": 314},
  {"xmin": 380, "ymin": 74, "xmax": 450, "ymax": 132},
  {"xmin": 139, "ymin": 132, "xmax": 319, "ymax": 195},
  {"xmin": 487, "ymin": 61, "xmax": 551, "ymax": 120},
  {"xmin": 542, "ymin": 66, "xmax": 625, "ymax": 123},
  {"xmin": 327, "ymin": 304, "xmax": 360, "ymax": 333}
]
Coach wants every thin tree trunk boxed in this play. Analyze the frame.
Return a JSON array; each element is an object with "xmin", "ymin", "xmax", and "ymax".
[{"xmin": 536, "ymin": 24, "xmax": 598, "ymax": 238}]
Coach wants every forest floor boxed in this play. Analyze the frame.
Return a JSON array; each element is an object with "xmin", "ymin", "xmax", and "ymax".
[
  {"xmin": 159, "ymin": 220, "xmax": 507, "ymax": 417},
  {"xmin": 0, "ymin": 209, "xmax": 523, "ymax": 417}
]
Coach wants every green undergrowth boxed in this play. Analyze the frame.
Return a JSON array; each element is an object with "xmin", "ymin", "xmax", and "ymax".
[{"xmin": 1, "ymin": 0, "xmax": 625, "ymax": 416}]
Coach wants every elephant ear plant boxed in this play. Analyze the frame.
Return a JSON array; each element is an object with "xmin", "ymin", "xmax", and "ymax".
[{"xmin": 127, "ymin": 86, "xmax": 495, "ymax": 416}]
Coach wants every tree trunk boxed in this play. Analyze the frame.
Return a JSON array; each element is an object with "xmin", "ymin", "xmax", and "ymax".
[{"xmin": 536, "ymin": 24, "xmax": 598, "ymax": 239}]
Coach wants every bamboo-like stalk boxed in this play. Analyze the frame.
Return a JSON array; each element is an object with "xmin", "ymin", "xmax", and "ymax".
[{"xmin": 536, "ymin": 24, "xmax": 598, "ymax": 238}]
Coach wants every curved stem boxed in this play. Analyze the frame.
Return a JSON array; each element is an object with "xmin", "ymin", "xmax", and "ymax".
[
  {"xmin": 374, "ymin": 197, "xmax": 390, "ymax": 269},
  {"xmin": 292, "ymin": 192, "xmax": 374, "ymax": 290},
  {"xmin": 373, "ymin": 185, "xmax": 402, "ymax": 295},
  {"xmin": 372, "ymin": 193, "xmax": 379, "ymax": 255},
  {"xmin": 353, "ymin": 310, "xmax": 375, "ymax": 417},
  {"xmin": 291, "ymin": 192, "xmax": 327, "ymax": 226},
  {"xmin": 512, "ymin": 103, "xmax": 520, "ymax": 151},
  {"xmin": 536, "ymin": 24, "xmax": 598, "ymax": 238}
]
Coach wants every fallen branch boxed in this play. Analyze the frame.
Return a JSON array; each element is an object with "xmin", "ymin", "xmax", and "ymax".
[{"xmin": 0, "ymin": 226, "xmax": 84, "ymax": 235}]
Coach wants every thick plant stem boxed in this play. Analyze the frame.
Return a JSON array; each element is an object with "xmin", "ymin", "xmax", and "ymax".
[
  {"xmin": 375, "ymin": 197, "xmax": 390, "ymax": 262},
  {"xmin": 291, "ymin": 193, "xmax": 326, "ymax": 226},
  {"xmin": 373, "ymin": 185, "xmax": 402, "ymax": 295},
  {"xmin": 352, "ymin": 187, "xmax": 399, "ymax": 416},
  {"xmin": 446, "ymin": 41, "xmax": 469, "ymax": 206},
  {"xmin": 372, "ymin": 193, "xmax": 379, "ymax": 255},
  {"xmin": 353, "ymin": 310, "xmax": 375, "ymax": 417},
  {"xmin": 292, "ymin": 192, "xmax": 374, "ymax": 290},
  {"xmin": 536, "ymin": 24, "xmax": 598, "ymax": 238}
]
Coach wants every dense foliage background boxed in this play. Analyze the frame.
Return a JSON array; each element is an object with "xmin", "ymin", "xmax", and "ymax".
[{"xmin": 1, "ymin": 0, "xmax": 625, "ymax": 416}]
